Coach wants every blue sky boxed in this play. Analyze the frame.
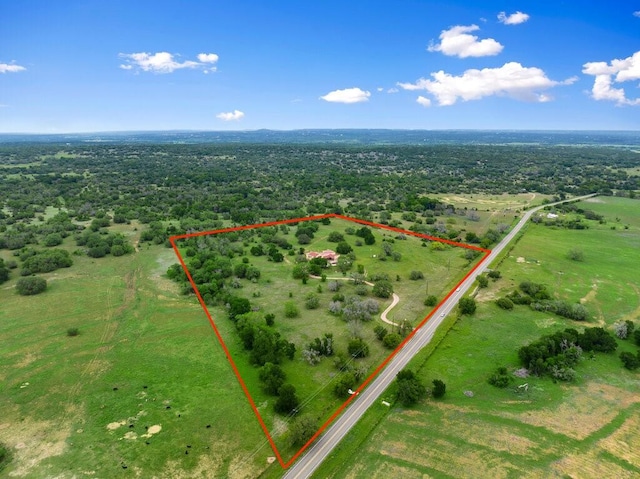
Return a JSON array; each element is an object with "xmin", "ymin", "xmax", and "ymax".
[{"xmin": 1, "ymin": 0, "xmax": 639, "ymax": 132}]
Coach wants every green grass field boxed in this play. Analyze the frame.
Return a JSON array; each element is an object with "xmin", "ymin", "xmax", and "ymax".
[
  {"xmin": 310, "ymin": 196, "xmax": 640, "ymax": 479},
  {"xmin": 0, "ymin": 232, "xmax": 272, "ymax": 478},
  {"xmin": 2, "ymin": 196, "xmax": 638, "ymax": 478}
]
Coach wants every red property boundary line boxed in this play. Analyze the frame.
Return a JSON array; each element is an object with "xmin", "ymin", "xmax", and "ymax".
[{"xmin": 169, "ymin": 213, "xmax": 491, "ymax": 469}]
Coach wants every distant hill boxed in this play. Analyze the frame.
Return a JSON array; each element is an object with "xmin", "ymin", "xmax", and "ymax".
[{"xmin": 1, "ymin": 129, "xmax": 639, "ymax": 146}]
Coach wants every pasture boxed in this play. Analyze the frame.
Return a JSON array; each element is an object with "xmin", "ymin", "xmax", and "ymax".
[{"xmin": 311, "ymin": 196, "xmax": 640, "ymax": 479}]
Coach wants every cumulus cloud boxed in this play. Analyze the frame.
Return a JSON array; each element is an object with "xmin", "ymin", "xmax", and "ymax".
[
  {"xmin": 428, "ymin": 25, "xmax": 503, "ymax": 58},
  {"xmin": 216, "ymin": 110, "xmax": 245, "ymax": 121},
  {"xmin": 417, "ymin": 96, "xmax": 431, "ymax": 107},
  {"xmin": 582, "ymin": 51, "xmax": 640, "ymax": 105},
  {"xmin": 119, "ymin": 51, "xmax": 218, "ymax": 73},
  {"xmin": 197, "ymin": 53, "xmax": 219, "ymax": 63},
  {"xmin": 398, "ymin": 62, "xmax": 575, "ymax": 106},
  {"xmin": 634, "ymin": 11, "xmax": 640, "ymax": 17},
  {"xmin": 320, "ymin": 87, "xmax": 371, "ymax": 103},
  {"xmin": 0, "ymin": 62, "xmax": 26, "ymax": 73},
  {"xmin": 498, "ymin": 11, "xmax": 530, "ymax": 25}
]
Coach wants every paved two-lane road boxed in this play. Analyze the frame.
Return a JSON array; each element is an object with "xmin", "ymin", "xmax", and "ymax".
[{"xmin": 283, "ymin": 193, "xmax": 597, "ymax": 479}]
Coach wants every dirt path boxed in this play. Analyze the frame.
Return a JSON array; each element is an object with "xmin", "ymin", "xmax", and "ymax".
[{"xmin": 379, "ymin": 293, "xmax": 400, "ymax": 326}]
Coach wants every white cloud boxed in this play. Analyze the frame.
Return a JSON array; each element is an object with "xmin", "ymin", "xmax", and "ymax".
[
  {"xmin": 582, "ymin": 51, "xmax": 640, "ymax": 105},
  {"xmin": 0, "ymin": 62, "xmax": 26, "ymax": 73},
  {"xmin": 377, "ymin": 87, "xmax": 384, "ymax": 92},
  {"xmin": 197, "ymin": 53, "xmax": 219, "ymax": 63},
  {"xmin": 498, "ymin": 11, "xmax": 530, "ymax": 25},
  {"xmin": 398, "ymin": 62, "xmax": 575, "ymax": 106},
  {"xmin": 320, "ymin": 87, "xmax": 371, "ymax": 103},
  {"xmin": 119, "ymin": 51, "xmax": 218, "ymax": 73},
  {"xmin": 216, "ymin": 110, "xmax": 245, "ymax": 121},
  {"xmin": 387, "ymin": 87, "xmax": 399, "ymax": 93},
  {"xmin": 428, "ymin": 25, "xmax": 503, "ymax": 58},
  {"xmin": 417, "ymin": 96, "xmax": 431, "ymax": 107},
  {"xmin": 633, "ymin": 11, "xmax": 640, "ymax": 18}
]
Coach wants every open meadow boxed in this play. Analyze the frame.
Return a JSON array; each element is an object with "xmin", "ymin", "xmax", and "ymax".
[
  {"xmin": 0, "ymin": 225, "xmax": 274, "ymax": 478},
  {"xmin": 310, "ymin": 196, "xmax": 640, "ymax": 479}
]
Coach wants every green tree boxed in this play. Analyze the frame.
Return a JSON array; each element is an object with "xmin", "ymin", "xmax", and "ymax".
[
  {"xmin": 620, "ymin": 351, "xmax": 640, "ymax": 370},
  {"xmin": 383, "ymin": 332, "xmax": 402, "ymax": 349},
  {"xmin": 328, "ymin": 232, "xmax": 345, "ymax": 243},
  {"xmin": 228, "ymin": 296, "xmax": 251, "ymax": 321},
  {"xmin": 372, "ymin": 280, "xmax": 393, "ymax": 299},
  {"xmin": 432, "ymin": 379, "xmax": 446, "ymax": 398},
  {"xmin": 374, "ymin": 325, "xmax": 388, "ymax": 340},
  {"xmin": 458, "ymin": 297, "xmax": 476, "ymax": 315},
  {"xmin": 16, "ymin": 276, "xmax": 47, "ymax": 295},
  {"xmin": 396, "ymin": 369, "xmax": 426, "ymax": 406},
  {"xmin": 0, "ymin": 259, "xmax": 9, "ymax": 284},
  {"xmin": 289, "ymin": 415, "xmax": 318, "ymax": 446},
  {"xmin": 259, "ymin": 362, "xmax": 286, "ymax": 395},
  {"xmin": 265, "ymin": 313, "xmax": 275, "ymax": 326},
  {"xmin": 274, "ymin": 384, "xmax": 299, "ymax": 414},
  {"xmin": 43, "ymin": 233, "xmax": 63, "ymax": 247},
  {"xmin": 477, "ymin": 275, "xmax": 489, "ymax": 288},
  {"xmin": 333, "ymin": 372, "xmax": 356, "ymax": 398},
  {"xmin": 348, "ymin": 338, "xmax": 369, "ymax": 358}
]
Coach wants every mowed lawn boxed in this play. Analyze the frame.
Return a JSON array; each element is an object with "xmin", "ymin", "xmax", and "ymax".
[
  {"xmin": 310, "ymin": 196, "xmax": 640, "ymax": 479},
  {"xmin": 0, "ymin": 235, "xmax": 272, "ymax": 478}
]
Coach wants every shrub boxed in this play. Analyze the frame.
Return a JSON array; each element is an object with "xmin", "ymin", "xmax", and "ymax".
[
  {"xmin": 372, "ymin": 280, "xmax": 393, "ymax": 299},
  {"xmin": 284, "ymin": 301, "xmax": 299, "ymax": 318},
  {"xmin": 348, "ymin": 338, "xmax": 369, "ymax": 358},
  {"xmin": 432, "ymin": 379, "xmax": 446, "ymax": 398},
  {"xmin": 567, "ymin": 248, "xmax": 584, "ymax": 261},
  {"xmin": 374, "ymin": 325, "xmax": 388, "ymax": 340},
  {"xmin": 409, "ymin": 270, "xmax": 424, "ymax": 280},
  {"xmin": 66, "ymin": 327, "xmax": 80, "ymax": 337},
  {"xmin": 265, "ymin": 313, "xmax": 275, "ymax": 326},
  {"xmin": 620, "ymin": 351, "xmax": 640, "ymax": 370},
  {"xmin": 0, "ymin": 259, "xmax": 9, "ymax": 284},
  {"xmin": 487, "ymin": 270, "xmax": 501, "ymax": 279},
  {"xmin": 396, "ymin": 369, "xmax": 426, "ymax": 406},
  {"xmin": 0, "ymin": 442, "xmax": 11, "ymax": 471},
  {"xmin": 488, "ymin": 367, "xmax": 511, "ymax": 388},
  {"xmin": 305, "ymin": 293, "xmax": 320, "ymax": 309},
  {"xmin": 274, "ymin": 384, "xmax": 299, "ymax": 414},
  {"xmin": 495, "ymin": 297, "xmax": 514, "ymax": 310},
  {"xmin": 289, "ymin": 415, "xmax": 318, "ymax": 447},
  {"xmin": 383, "ymin": 332, "xmax": 402, "ymax": 349},
  {"xmin": 16, "ymin": 276, "xmax": 47, "ymax": 295},
  {"xmin": 44, "ymin": 233, "xmax": 63, "ymax": 247},
  {"xmin": 333, "ymin": 372, "xmax": 356, "ymax": 398},
  {"xmin": 458, "ymin": 297, "xmax": 476, "ymax": 315},
  {"xmin": 424, "ymin": 295, "xmax": 438, "ymax": 307}
]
